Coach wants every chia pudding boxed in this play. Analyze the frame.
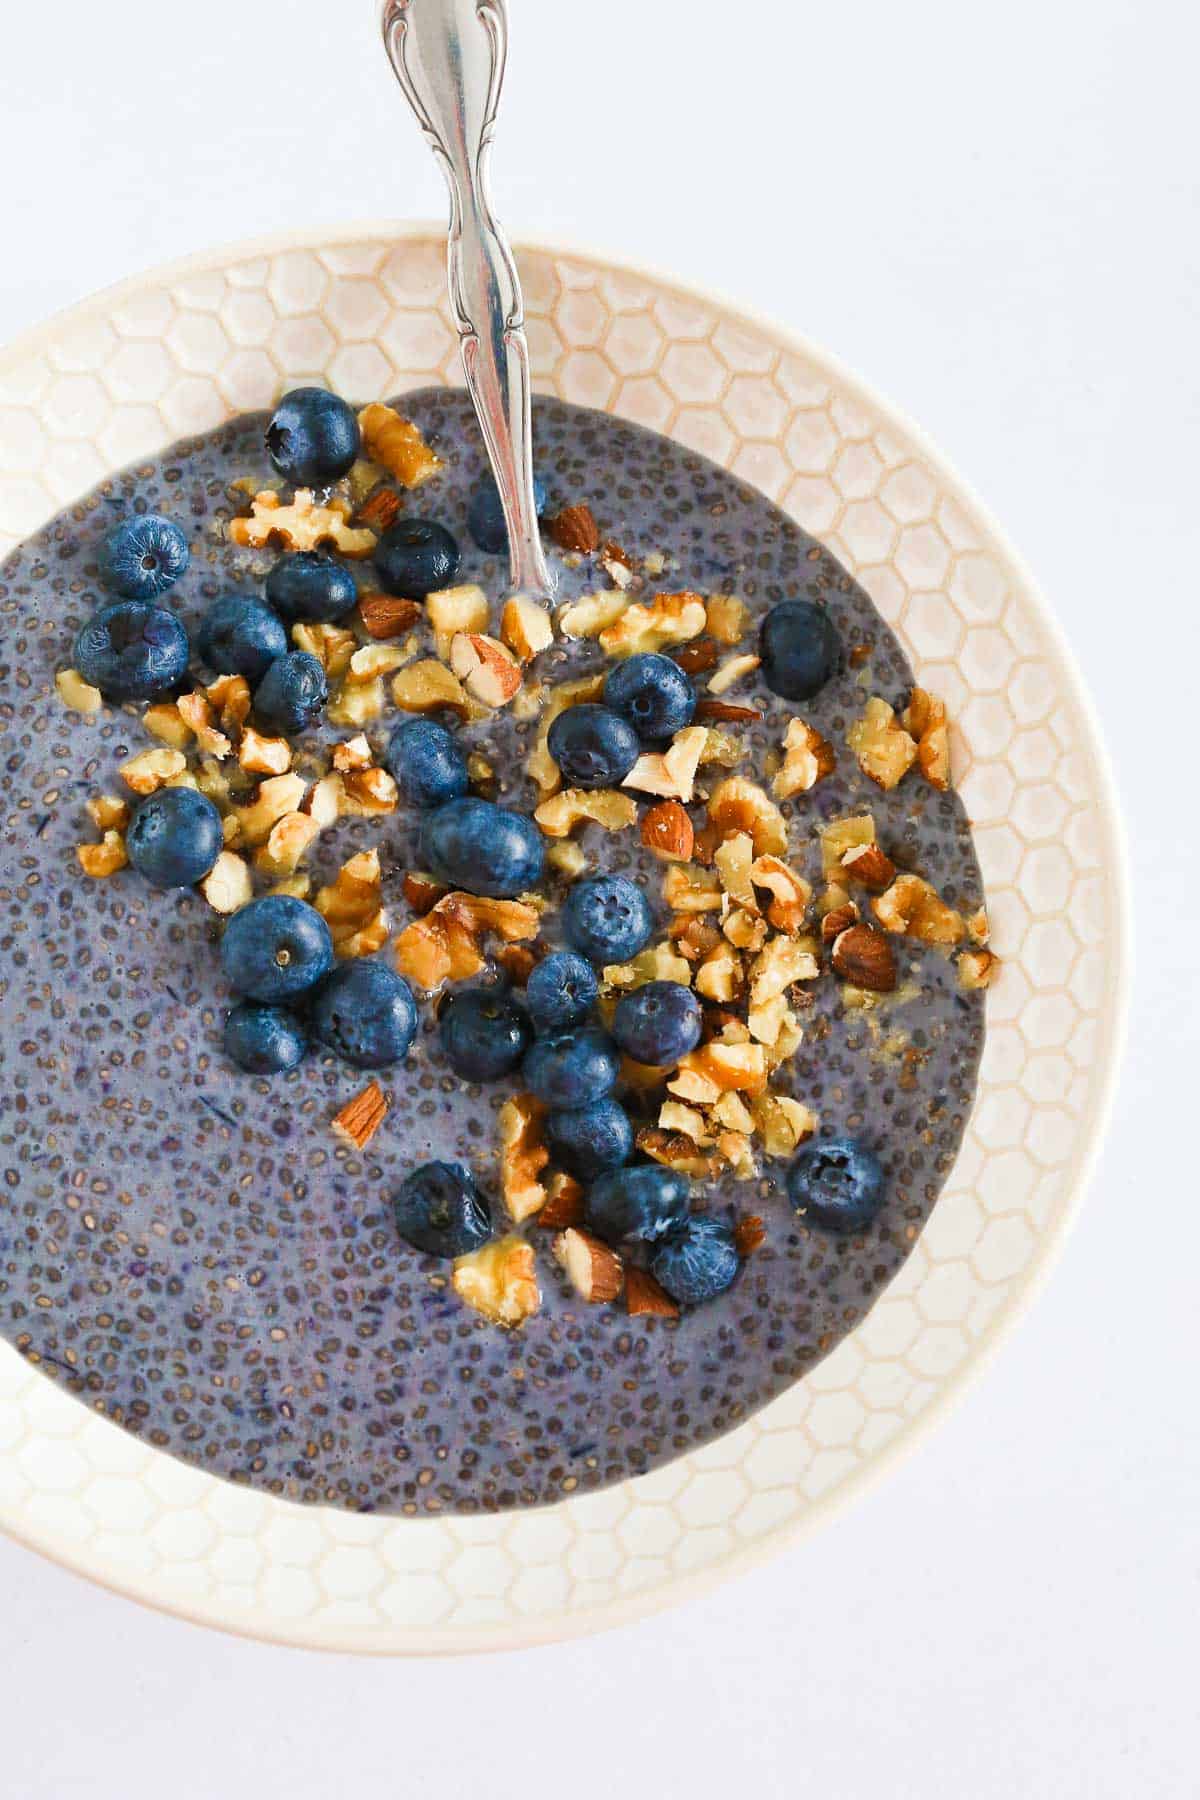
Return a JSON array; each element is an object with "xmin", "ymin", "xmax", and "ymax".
[{"xmin": 0, "ymin": 389, "xmax": 987, "ymax": 1515}]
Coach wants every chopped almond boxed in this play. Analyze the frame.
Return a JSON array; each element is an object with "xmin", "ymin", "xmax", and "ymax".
[
  {"xmin": 847, "ymin": 697, "xmax": 918, "ymax": 790},
  {"xmin": 427, "ymin": 584, "xmax": 489, "ymax": 660},
  {"xmin": 353, "ymin": 487, "xmax": 402, "ymax": 532},
  {"xmin": 841, "ymin": 841, "xmax": 896, "ymax": 890},
  {"xmin": 55, "ymin": 668, "xmax": 102, "ymax": 714},
  {"xmin": 641, "ymin": 799, "xmax": 694, "ymax": 862},
  {"xmin": 534, "ymin": 788, "xmax": 637, "ymax": 838},
  {"xmin": 707, "ymin": 652, "xmax": 760, "ymax": 695},
  {"xmin": 449, "ymin": 632, "xmax": 522, "ymax": 707},
  {"xmin": 733, "ymin": 1215, "xmax": 767, "ymax": 1257},
  {"xmin": 228, "ymin": 488, "xmax": 376, "ymax": 557},
  {"xmin": 670, "ymin": 637, "xmax": 719, "ymax": 675},
  {"xmin": 452, "ymin": 1235, "xmax": 540, "ymax": 1327},
  {"xmin": 622, "ymin": 725, "xmax": 708, "ymax": 803},
  {"xmin": 625, "ymin": 1266, "xmax": 680, "ymax": 1319},
  {"xmin": 500, "ymin": 593, "xmax": 553, "ymax": 661},
  {"xmin": 499, "ymin": 1094, "xmax": 550, "ymax": 1223},
  {"xmin": 357, "ymin": 592, "xmax": 423, "ymax": 639},
  {"xmin": 772, "ymin": 718, "xmax": 836, "ymax": 799},
  {"xmin": 356, "ymin": 403, "xmax": 442, "ymax": 487},
  {"xmin": 694, "ymin": 699, "xmax": 763, "ymax": 724},
  {"xmin": 831, "ymin": 923, "xmax": 897, "ymax": 992},
  {"xmin": 821, "ymin": 902, "xmax": 860, "ymax": 944},
  {"xmin": 553, "ymin": 1228, "xmax": 623, "ymax": 1303},
  {"xmin": 199, "ymin": 849, "xmax": 253, "ymax": 914},
  {"xmin": 536, "ymin": 1172, "xmax": 585, "ymax": 1231},
  {"xmin": 557, "ymin": 589, "xmax": 626, "ymax": 639},
  {"xmin": 546, "ymin": 503, "xmax": 600, "ymax": 553},
  {"xmin": 332, "ymin": 1081, "xmax": 389, "ymax": 1150}
]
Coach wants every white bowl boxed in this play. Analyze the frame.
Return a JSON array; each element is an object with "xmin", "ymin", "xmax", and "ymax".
[{"xmin": 0, "ymin": 224, "xmax": 1128, "ymax": 1652}]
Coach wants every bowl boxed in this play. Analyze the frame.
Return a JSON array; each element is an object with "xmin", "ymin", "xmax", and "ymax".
[{"xmin": 0, "ymin": 224, "xmax": 1128, "ymax": 1652}]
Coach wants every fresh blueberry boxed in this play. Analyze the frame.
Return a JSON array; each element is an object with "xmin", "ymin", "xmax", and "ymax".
[
  {"xmin": 521, "ymin": 1027, "xmax": 619, "ymax": 1110},
  {"xmin": 196, "ymin": 592, "xmax": 288, "ymax": 684},
  {"xmin": 759, "ymin": 599, "xmax": 838, "ymax": 701},
  {"xmin": 223, "ymin": 1003, "xmax": 307, "ymax": 1075},
  {"xmin": 612, "ymin": 980, "xmax": 702, "ymax": 1067},
  {"xmin": 220, "ymin": 895, "xmax": 334, "ymax": 1003},
  {"xmin": 98, "ymin": 513, "xmax": 189, "ymax": 601},
  {"xmin": 253, "ymin": 650, "xmax": 328, "ymax": 734},
  {"xmin": 392, "ymin": 1160, "xmax": 491, "ymax": 1259},
  {"xmin": 125, "ymin": 787, "xmax": 222, "ymax": 889},
  {"xmin": 374, "ymin": 519, "xmax": 460, "ymax": 598},
  {"xmin": 651, "ymin": 1215, "xmax": 740, "ymax": 1305},
  {"xmin": 466, "ymin": 473, "xmax": 547, "ymax": 553},
  {"xmin": 265, "ymin": 387, "xmax": 360, "ymax": 488},
  {"xmin": 526, "ymin": 951, "xmax": 598, "ymax": 1034},
  {"xmin": 586, "ymin": 1164, "xmax": 690, "ymax": 1244},
  {"xmin": 310, "ymin": 960, "xmax": 419, "ymax": 1068},
  {"xmin": 562, "ymin": 875, "xmax": 653, "ymax": 964},
  {"xmin": 603, "ymin": 653, "xmax": 695, "ymax": 741},
  {"xmin": 420, "ymin": 796, "xmax": 544, "ymax": 899},
  {"xmin": 547, "ymin": 703, "xmax": 640, "ymax": 789},
  {"xmin": 73, "ymin": 600, "xmax": 189, "ymax": 701},
  {"xmin": 787, "ymin": 1136, "xmax": 885, "ymax": 1234},
  {"xmin": 545, "ymin": 1100, "xmax": 633, "ymax": 1181},
  {"xmin": 384, "ymin": 718, "xmax": 469, "ymax": 809},
  {"xmin": 439, "ymin": 987, "xmax": 532, "ymax": 1082},
  {"xmin": 264, "ymin": 552, "xmax": 358, "ymax": 624}
]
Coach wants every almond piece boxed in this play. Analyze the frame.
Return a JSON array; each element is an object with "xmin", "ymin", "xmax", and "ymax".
[
  {"xmin": 331, "ymin": 1081, "xmax": 389, "ymax": 1149},
  {"xmin": 553, "ymin": 1228, "xmax": 623, "ymax": 1303},
  {"xmin": 841, "ymin": 841, "xmax": 896, "ymax": 890},
  {"xmin": 449, "ymin": 631, "xmax": 522, "ymax": 707},
  {"xmin": 353, "ymin": 487, "xmax": 402, "ymax": 532},
  {"xmin": 546, "ymin": 503, "xmax": 600, "ymax": 553},
  {"xmin": 707, "ymin": 652, "xmax": 761, "ymax": 695},
  {"xmin": 55, "ymin": 668, "xmax": 103, "ymax": 714},
  {"xmin": 357, "ymin": 592, "xmax": 423, "ymax": 639},
  {"xmin": 693, "ymin": 699, "xmax": 763, "ymax": 723},
  {"xmin": 427, "ymin": 584, "xmax": 489, "ymax": 660},
  {"xmin": 831, "ymin": 923, "xmax": 897, "ymax": 992},
  {"xmin": 641, "ymin": 799, "xmax": 694, "ymax": 862},
  {"xmin": 625, "ymin": 1266, "xmax": 680, "ymax": 1319},
  {"xmin": 535, "ymin": 1172, "xmax": 585, "ymax": 1231},
  {"xmin": 500, "ymin": 593, "xmax": 554, "ymax": 661},
  {"xmin": 821, "ymin": 902, "xmax": 860, "ymax": 944},
  {"xmin": 622, "ymin": 725, "xmax": 709, "ymax": 803},
  {"xmin": 733, "ymin": 1215, "xmax": 767, "ymax": 1256},
  {"xmin": 670, "ymin": 637, "xmax": 719, "ymax": 675}
]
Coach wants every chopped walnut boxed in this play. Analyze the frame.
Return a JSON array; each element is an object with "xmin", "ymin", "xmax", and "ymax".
[
  {"xmin": 292, "ymin": 621, "xmax": 357, "ymax": 679},
  {"xmin": 199, "ymin": 849, "xmax": 253, "ymax": 914},
  {"xmin": 750, "ymin": 1093, "xmax": 817, "ymax": 1156},
  {"xmin": 500, "ymin": 593, "xmax": 553, "ymax": 661},
  {"xmin": 669, "ymin": 1037, "xmax": 767, "ymax": 1104},
  {"xmin": 659, "ymin": 1100, "xmax": 713, "ymax": 1143},
  {"xmin": 749, "ymin": 855, "xmax": 812, "ymax": 933},
  {"xmin": 347, "ymin": 643, "xmax": 411, "ymax": 685},
  {"xmin": 356, "ymin": 402, "xmax": 442, "ymax": 486},
  {"xmin": 176, "ymin": 691, "xmax": 232, "ymax": 758},
  {"xmin": 622, "ymin": 724, "xmax": 708, "ymax": 803},
  {"xmin": 452, "ymin": 1235, "xmax": 541, "ymax": 1327},
  {"xmin": 427, "ymin": 584, "xmax": 489, "ymax": 660},
  {"xmin": 635, "ymin": 1127, "xmax": 719, "ymax": 1181},
  {"xmin": 557, "ymin": 590, "xmax": 627, "ymax": 639},
  {"xmin": 705, "ymin": 593, "xmax": 750, "ymax": 645},
  {"xmin": 698, "ymin": 727, "xmax": 744, "ymax": 768},
  {"xmin": 706, "ymin": 777, "xmax": 788, "ymax": 857},
  {"xmin": 714, "ymin": 831, "xmax": 757, "ymax": 911},
  {"xmin": 120, "ymin": 747, "xmax": 187, "ymax": 795},
  {"xmin": 395, "ymin": 891, "xmax": 540, "ymax": 989},
  {"xmin": 228, "ymin": 488, "xmax": 377, "ymax": 557},
  {"xmin": 603, "ymin": 940, "xmax": 693, "ymax": 992},
  {"xmin": 206, "ymin": 673, "xmax": 253, "ymax": 733},
  {"xmin": 546, "ymin": 840, "xmax": 588, "ymax": 880},
  {"xmin": 305, "ymin": 773, "xmax": 343, "ymax": 827},
  {"xmin": 327, "ymin": 677, "xmax": 385, "ymax": 727},
  {"xmin": 526, "ymin": 674, "xmax": 606, "ymax": 796},
  {"xmin": 390, "ymin": 659, "xmax": 478, "ymax": 721},
  {"xmin": 402, "ymin": 871, "xmax": 447, "ymax": 914},
  {"xmin": 253, "ymin": 811, "xmax": 322, "ymax": 881},
  {"xmin": 533, "ymin": 787, "xmax": 637, "ymax": 838},
  {"xmin": 958, "ymin": 948, "xmax": 998, "ymax": 989},
  {"xmin": 55, "ymin": 668, "xmax": 102, "ymax": 714},
  {"xmin": 750, "ymin": 933, "xmax": 819, "ymax": 1010},
  {"xmin": 499, "ymin": 1094, "xmax": 550, "ymax": 1223},
  {"xmin": 873, "ymin": 872, "xmax": 965, "ymax": 946},
  {"xmin": 449, "ymin": 632, "xmax": 523, "ymax": 707},
  {"xmin": 239, "ymin": 726, "xmax": 292, "ymax": 776},
  {"xmin": 668, "ymin": 914, "xmax": 722, "ymax": 961},
  {"xmin": 722, "ymin": 905, "xmax": 769, "ymax": 951},
  {"xmin": 847, "ymin": 697, "xmax": 918, "ymax": 790},
  {"xmin": 86, "ymin": 794, "xmax": 130, "ymax": 831},
  {"xmin": 315, "ymin": 848, "xmax": 389, "ymax": 956},
  {"xmin": 331, "ymin": 734, "xmax": 372, "ymax": 773},
  {"xmin": 339, "ymin": 766, "xmax": 399, "ymax": 817},
  {"xmin": 772, "ymin": 718, "xmax": 836, "ymax": 798},
  {"xmin": 903, "ymin": 686, "xmax": 951, "ymax": 790},
  {"xmin": 694, "ymin": 939, "xmax": 743, "ymax": 1002},
  {"xmin": 707, "ymin": 653, "xmax": 761, "ymax": 695},
  {"xmin": 142, "ymin": 702, "xmax": 192, "ymax": 749},
  {"xmin": 599, "ymin": 590, "xmax": 707, "ymax": 657},
  {"xmin": 77, "ymin": 830, "xmax": 127, "ymax": 877},
  {"xmin": 662, "ymin": 863, "xmax": 723, "ymax": 914},
  {"xmin": 819, "ymin": 814, "xmax": 878, "ymax": 877},
  {"xmin": 967, "ymin": 907, "xmax": 990, "ymax": 946},
  {"xmin": 232, "ymin": 772, "xmax": 309, "ymax": 846}
]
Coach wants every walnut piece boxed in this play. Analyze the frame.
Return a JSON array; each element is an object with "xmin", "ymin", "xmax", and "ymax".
[
  {"xmin": 327, "ymin": 678, "xmax": 385, "ymax": 727},
  {"xmin": 142, "ymin": 703, "xmax": 192, "ymax": 749},
  {"xmin": 331, "ymin": 734, "xmax": 372, "ymax": 773},
  {"xmin": 772, "ymin": 718, "xmax": 836, "ymax": 798},
  {"xmin": 228, "ymin": 488, "xmax": 376, "ymax": 557},
  {"xmin": 706, "ymin": 777, "xmax": 788, "ymax": 857},
  {"xmin": 176, "ymin": 691, "xmax": 232, "ymax": 758},
  {"xmin": 958, "ymin": 948, "xmax": 998, "ymax": 989},
  {"xmin": 669, "ymin": 1037, "xmax": 768, "ymax": 1104},
  {"xmin": 602, "ymin": 940, "xmax": 693, "ymax": 992},
  {"xmin": 315, "ymin": 849, "xmax": 389, "ymax": 957},
  {"xmin": 292, "ymin": 621, "xmax": 357, "ymax": 679},
  {"xmin": 533, "ymin": 788, "xmax": 637, "ymax": 838},
  {"xmin": 557, "ymin": 590, "xmax": 626, "ymax": 640},
  {"xmin": 705, "ymin": 593, "xmax": 750, "ymax": 645},
  {"xmin": 662, "ymin": 863, "xmax": 723, "ymax": 914},
  {"xmin": 239, "ymin": 726, "xmax": 292, "ymax": 776},
  {"xmin": 715, "ymin": 831, "xmax": 757, "ymax": 910},
  {"xmin": 86, "ymin": 794, "xmax": 130, "ymax": 831},
  {"xmin": 622, "ymin": 725, "xmax": 709, "ymax": 803},
  {"xmin": 232, "ymin": 772, "xmax": 308, "ymax": 847},
  {"xmin": 546, "ymin": 840, "xmax": 588, "ymax": 880},
  {"xmin": 599, "ymin": 590, "xmax": 707, "ymax": 657},
  {"xmin": 199, "ymin": 850, "xmax": 254, "ymax": 914},
  {"xmin": 750, "ymin": 1093, "xmax": 818, "ymax": 1157},
  {"xmin": 847, "ymin": 697, "xmax": 918, "ymax": 790},
  {"xmin": 694, "ymin": 939, "xmax": 743, "ymax": 1002},
  {"xmin": 819, "ymin": 814, "xmax": 878, "ymax": 877},
  {"xmin": 253, "ymin": 812, "xmax": 322, "ymax": 881},
  {"xmin": 347, "ymin": 643, "xmax": 410, "ymax": 685},
  {"xmin": 749, "ymin": 855, "xmax": 812, "ymax": 933},
  {"xmin": 499, "ymin": 1094, "xmax": 550, "ymax": 1223},
  {"xmin": 526, "ymin": 674, "xmax": 606, "ymax": 796},
  {"xmin": 903, "ymin": 686, "xmax": 951, "ymax": 790},
  {"xmin": 873, "ymin": 872, "xmax": 965, "ymax": 946},
  {"xmin": 390, "ymin": 659, "xmax": 478, "ymax": 721},
  {"xmin": 120, "ymin": 747, "xmax": 187, "ymax": 795},
  {"xmin": 427, "ymin": 584, "xmax": 489, "ymax": 660},
  {"xmin": 206, "ymin": 674, "xmax": 253, "ymax": 733},
  {"xmin": 635, "ymin": 1127, "xmax": 720, "ymax": 1181},
  {"xmin": 55, "ymin": 668, "xmax": 102, "ymax": 714},
  {"xmin": 395, "ymin": 891, "xmax": 540, "ymax": 989},
  {"xmin": 339, "ymin": 767, "xmax": 399, "ymax": 818},
  {"xmin": 452, "ymin": 1235, "xmax": 541, "ymax": 1326},
  {"xmin": 77, "ymin": 830, "xmax": 127, "ymax": 877},
  {"xmin": 356, "ymin": 402, "xmax": 442, "ymax": 487}
]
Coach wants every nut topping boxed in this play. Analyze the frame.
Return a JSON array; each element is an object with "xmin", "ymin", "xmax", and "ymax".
[
  {"xmin": 641, "ymin": 799, "xmax": 694, "ymax": 862},
  {"xmin": 533, "ymin": 788, "xmax": 637, "ymax": 838},
  {"xmin": 452, "ymin": 1235, "xmax": 541, "ymax": 1327},
  {"xmin": 499, "ymin": 1093, "xmax": 550, "ymax": 1223},
  {"xmin": 830, "ymin": 923, "xmax": 897, "ymax": 992},
  {"xmin": 448, "ymin": 631, "xmax": 523, "ymax": 707},
  {"xmin": 553, "ymin": 1228, "xmax": 623, "ymax": 1304},
  {"xmin": 847, "ymin": 697, "xmax": 918, "ymax": 790},
  {"xmin": 356, "ymin": 403, "xmax": 442, "ymax": 487},
  {"xmin": 357, "ymin": 592, "xmax": 423, "ymax": 639},
  {"xmin": 228, "ymin": 488, "xmax": 376, "ymax": 557},
  {"xmin": 331, "ymin": 1081, "xmax": 390, "ymax": 1150},
  {"xmin": 546, "ymin": 503, "xmax": 600, "ymax": 553}
]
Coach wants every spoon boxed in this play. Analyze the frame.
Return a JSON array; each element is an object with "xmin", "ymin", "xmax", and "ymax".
[{"xmin": 380, "ymin": 0, "xmax": 555, "ymax": 614}]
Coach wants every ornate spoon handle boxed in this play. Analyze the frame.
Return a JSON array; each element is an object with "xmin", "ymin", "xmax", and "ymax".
[{"xmin": 380, "ymin": 0, "xmax": 554, "ymax": 606}]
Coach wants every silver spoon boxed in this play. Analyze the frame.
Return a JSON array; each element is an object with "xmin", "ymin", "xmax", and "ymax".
[{"xmin": 380, "ymin": 0, "xmax": 555, "ymax": 615}]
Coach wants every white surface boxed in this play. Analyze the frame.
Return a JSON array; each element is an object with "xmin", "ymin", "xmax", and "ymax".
[{"xmin": 0, "ymin": 0, "xmax": 1193, "ymax": 1790}]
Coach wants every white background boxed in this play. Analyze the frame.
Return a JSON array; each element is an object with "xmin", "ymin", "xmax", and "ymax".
[{"xmin": 2, "ymin": 0, "xmax": 1196, "ymax": 1793}]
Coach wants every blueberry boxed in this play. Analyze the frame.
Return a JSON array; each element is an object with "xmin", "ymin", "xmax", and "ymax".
[
  {"xmin": 98, "ymin": 513, "xmax": 189, "ymax": 601},
  {"xmin": 73, "ymin": 600, "xmax": 189, "ymax": 701},
  {"xmin": 466, "ymin": 473, "xmax": 547, "ymax": 553},
  {"xmin": 586, "ymin": 1164, "xmax": 690, "ymax": 1244},
  {"xmin": 521, "ymin": 1027, "xmax": 619, "ymax": 1110},
  {"xmin": 546, "ymin": 1099, "xmax": 633, "ymax": 1181},
  {"xmin": 125, "ymin": 787, "xmax": 222, "ymax": 889},
  {"xmin": 612, "ymin": 980, "xmax": 702, "ymax": 1067},
  {"xmin": 219, "ymin": 895, "xmax": 334, "ymax": 1003},
  {"xmin": 420, "ymin": 797, "xmax": 544, "ymax": 899},
  {"xmin": 392, "ymin": 1160, "xmax": 491, "ymax": 1259},
  {"xmin": 375, "ymin": 519, "xmax": 460, "ymax": 598},
  {"xmin": 223, "ymin": 1003, "xmax": 307, "ymax": 1075},
  {"xmin": 196, "ymin": 592, "xmax": 288, "ymax": 684},
  {"xmin": 253, "ymin": 650, "xmax": 328, "ymax": 734},
  {"xmin": 651, "ymin": 1215, "xmax": 740, "ymax": 1305},
  {"xmin": 787, "ymin": 1136, "xmax": 885, "ymax": 1234},
  {"xmin": 265, "ymin": 387, "xmax": 360, "ymax": 488},
  {"xmin": 526, "ymin": 951, "xmax": 598, "ymax": 1034},
  {"xmin": 439, "ymin": 987, "xmax": 532, "ymax": 1082},
  {"xmin": 546, "ymin": 703, "xmax": 640, "ymax": 789},
  {"xmin": 603, "ymin": 653, "xmax": 696, "ymax": 740},
  {"xmin": 264, "ymin": 552, "xmax": 358, "ymax": 624},
  {"xmin": 759, "ymin": 599, "xmax": 838, "ymax": 701},
  {"xmin": 562, "ymin": 875, "xmax": 653, "ymax": 964},
  {"xmin": 310, "ymin": 960, "xmax": 419, "ymax": 1068},
  {"xmin": 384, "ymin": 718, "xmax": 469, "ymax": 809}
]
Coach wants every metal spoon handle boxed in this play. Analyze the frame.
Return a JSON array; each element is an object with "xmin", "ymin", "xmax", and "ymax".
[{"xmin": 380, "ymin": 0, "xmax": 554, "ymax": 605}]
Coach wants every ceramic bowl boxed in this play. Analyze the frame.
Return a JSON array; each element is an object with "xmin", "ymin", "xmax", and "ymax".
[{"xmin": 0, "ymin": 225, "xmax": 1127, "ymax": 1652}]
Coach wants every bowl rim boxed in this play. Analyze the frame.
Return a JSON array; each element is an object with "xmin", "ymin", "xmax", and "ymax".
[{"xmin": 0, "ymin": 221, "xmax": 1130, "ymax": 1653}]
